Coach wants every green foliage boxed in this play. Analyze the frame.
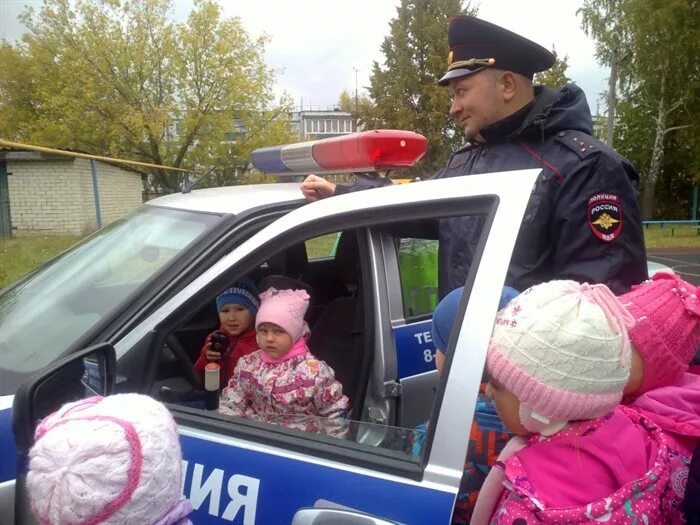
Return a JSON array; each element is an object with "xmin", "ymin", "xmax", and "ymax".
[
  {"xmin": 534, "ymin": 53, "xmax": 571, "ymax": 89},
  {"xmin": 578, "ymin": 0, "xmax": 632, "ymax": 82},
  {"xmin": 579, "ymin": 0, "xmax": 699, "ymax": 219},
  {"xmin": 338, "ymin": 90, "xmax": 354, "ymax": 112},
  {"xmin": 0, "ymin": 0, "xmax": 294, "ymax": 192},
  {"xmin": 358, "ymin": 0, "xmax": 477, "ymax": 177},
  {"xmin": 613, "ymin": 95, "xmax": 655, "ymax": 178},
  {"xmin": 337, "ymin": 90, "xmax": 374, "ymax": 131}
]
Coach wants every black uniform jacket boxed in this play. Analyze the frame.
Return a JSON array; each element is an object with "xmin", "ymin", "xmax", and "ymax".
[{"xmin": 336, "ymin": 84, "xmax": 648, "ymax": 296}]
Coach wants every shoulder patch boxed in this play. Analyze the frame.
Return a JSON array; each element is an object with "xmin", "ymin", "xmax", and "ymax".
[
  {"xmin": 555, "ymin": 131, "xmax": 601, "ymax": 160},
  {"xmin": 587, "ymin": 193, "xmax": 622, "ymax": 242}
]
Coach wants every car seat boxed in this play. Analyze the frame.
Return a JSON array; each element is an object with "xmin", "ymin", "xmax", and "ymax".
[{"xmin": 307, "ymin": 231, "xmax": 368, "ymax": 420}]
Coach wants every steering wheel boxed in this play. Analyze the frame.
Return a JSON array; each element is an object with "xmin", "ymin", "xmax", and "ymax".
[{"xmin": 164, "ymin": 334, "xmax": 203, "ymax": 391}]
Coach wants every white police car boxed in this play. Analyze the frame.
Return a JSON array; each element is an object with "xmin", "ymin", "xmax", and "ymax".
[{"xmin": 0, "ymin": 132, "xmax": 664, "ymax": 525}]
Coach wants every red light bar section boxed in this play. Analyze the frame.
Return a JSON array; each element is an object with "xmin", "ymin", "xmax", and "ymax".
[{"xmin": 311, "ymin": 130, "xmax": 427, "ymax": 171}]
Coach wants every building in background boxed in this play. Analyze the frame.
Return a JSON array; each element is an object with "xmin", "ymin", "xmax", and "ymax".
[
  {"xmin": 291, "ymin": 107, "xmax": 357, "ymax": 141},
  {"xmin": 0, "ymin": 147, "xmax": 144, "ymax": 237}
]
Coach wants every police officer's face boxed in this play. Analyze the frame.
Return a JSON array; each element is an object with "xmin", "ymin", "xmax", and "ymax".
[{"xmin": 448, "ymin": 71, "xmax": 507, "ymax": 142}]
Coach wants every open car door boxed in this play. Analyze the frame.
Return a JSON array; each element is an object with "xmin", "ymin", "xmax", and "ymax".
[{"xmin": 11, "ymin": 169, "xmax": 539, "ymax": 525}]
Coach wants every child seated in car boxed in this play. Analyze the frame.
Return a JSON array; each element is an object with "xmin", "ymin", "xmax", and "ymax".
[
  {"xmin": 218, "ymin": 287, "xmax": 349, "ymax": 434},
  {"xmin": 471, "ymin": 280, "xmax": 686, "ymax": 523},
  {"xmin": 194, "ymin": 277, "xmax": 259, "ymax": 386}
]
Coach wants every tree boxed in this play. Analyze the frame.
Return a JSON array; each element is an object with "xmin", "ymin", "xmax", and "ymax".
[
  {"xmin": 624, "ymin": 0, "xmax": 699, "ymax": 219},
  {"xmin": 0, "ymin": 0, "xmax": 294, "ymax": 192},
  {"xmin": 534, "ymin": 53, "xmax": 571, "ymax": 89},
  {"xmin": 203, "ymin": 94, "xmax": 298, "ymax": 188},
  {"xmin": 579, "ymin": 0, "xmax": 631, "ymax": 148},
  {"xmin": 358, "ymin": 0, "xmax": 477, "ymax": 176},
  {"xmin": 337, "ymin": 89, "xmax": 374, "ymax": 130},
  {"xmin": 338, "ymin": 90, "xmax": 354, "ymax": 112},
  {"xmin": 579, "ymin": 0, "xmax": 699, "ymax": 219}
]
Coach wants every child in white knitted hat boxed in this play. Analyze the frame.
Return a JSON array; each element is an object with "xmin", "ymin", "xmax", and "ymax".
[
  {"xmin": 27, "ymin": 394, "xmax": 192, "ymax": 525},
  {"xmin": 218, "ymin": 287, "xmax": 349, "ymax": 435},
  {"xmin": 471, "ymin": 280, "xmax": 686, "ymax": 524}
]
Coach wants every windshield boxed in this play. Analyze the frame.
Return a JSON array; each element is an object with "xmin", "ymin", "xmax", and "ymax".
[{"xmin": 0, "ymin": 205, "xmax": 221, "ymax": 395}]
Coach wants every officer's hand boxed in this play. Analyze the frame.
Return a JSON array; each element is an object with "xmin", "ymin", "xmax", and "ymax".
[{"xmin": 301, "ymin": 174, "xmax": 336, "ymax": 202}]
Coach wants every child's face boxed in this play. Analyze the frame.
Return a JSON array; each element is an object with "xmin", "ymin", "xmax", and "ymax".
[
  {"xmin": 485, "ymin": 379, "xmax": 528, "ymax": 435},
  {"xmin": 218, "ymin": 304, "xmax": 254, "ymax": 336},
  {"xmin": 435, "ymin": 350, "xmax": 445, "ymax": 374},
  {"xmin": 257, "ymin": 322, "xmax": 294, "ymax": 359}
]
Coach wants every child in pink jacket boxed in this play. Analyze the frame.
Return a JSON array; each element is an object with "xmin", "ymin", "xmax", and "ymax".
[
  {"xmin": 618, "ymin": 272, "xmax": 700, "ymax": 521},
  {"xmin": 218, "ymin": 287, "xmax": 349, "ymax": 435},
  {"xmin": 472, "ymin": 280, "xmax": 686, "ymax": 524}
]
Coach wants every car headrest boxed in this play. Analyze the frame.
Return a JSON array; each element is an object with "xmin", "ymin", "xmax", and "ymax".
[{"xmin": 258, "ymin": 275, "xmax": 313, "ymax": 298}]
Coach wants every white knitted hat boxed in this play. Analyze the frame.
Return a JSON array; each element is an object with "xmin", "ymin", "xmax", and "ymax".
[
  {"xmin": 486, "ymin": 280, "xmax": 634, "ymax": 433},
  {"xmin": 27, "ymin": 394, "xmax": 192, "ymax": 525}
]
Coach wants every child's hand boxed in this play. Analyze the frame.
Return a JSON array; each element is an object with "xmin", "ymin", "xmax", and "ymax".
[{"xmin": 205, "ymin": 342, "xmax": 222, "ymax": 361}]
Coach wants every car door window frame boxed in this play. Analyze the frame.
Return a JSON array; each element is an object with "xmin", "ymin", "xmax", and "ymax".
[
  {"xmin": 114, "ymin": 171, "xmax": 539, "ymax": 485},
  {"xmin": 422, "ymin": 172, "xmax": 539, "ymax": 487}
]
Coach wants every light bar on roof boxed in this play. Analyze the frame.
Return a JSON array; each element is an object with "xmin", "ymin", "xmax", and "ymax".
[
  {"xmin": 280, "ymin": 141, "xmax": 321, "ymax": 172},
  {"xmin": 250, "ymin": 129, "xmax": 427, "ymax": 176}
]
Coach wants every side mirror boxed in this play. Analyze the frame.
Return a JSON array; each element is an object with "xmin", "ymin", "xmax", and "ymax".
[{"xmin": 12, "ymin": 343, "xmax": 116, "ymax": 455}]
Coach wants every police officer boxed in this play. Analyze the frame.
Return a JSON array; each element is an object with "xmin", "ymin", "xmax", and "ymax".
[{"xmin": 302, "ymin": 16, "xmax": 648, "ymax": 295}]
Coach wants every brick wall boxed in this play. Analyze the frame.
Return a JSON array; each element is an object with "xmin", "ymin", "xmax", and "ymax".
[
  {"xmin": 85, "ymin": 160, "xmax": 143, "ymax": 225},
  {"xmin": 7, "ymin": 158, "xmax": 143, "ymax": 235}
]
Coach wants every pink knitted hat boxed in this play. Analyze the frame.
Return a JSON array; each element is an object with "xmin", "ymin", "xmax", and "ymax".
[
  {"xmin": 27, "ymin": 394, "xmax": 192, "ymax": 525},
  {"xmin": 487, "ymin": 280, "xmax": 634, "ymax": 433},
  {"xmin": 618, "ymin": 271, "xmax": 700, "ymax": 394},
  {"xmin": 256, "ymin": 287, "xmax": 310, "ymax": 343}
]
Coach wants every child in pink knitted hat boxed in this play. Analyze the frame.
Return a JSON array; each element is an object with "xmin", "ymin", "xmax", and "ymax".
[
  {"xmin": 618, "ymin": 271, "xmax": 700, "ymax": 396},
  {"xmin": 27, "ymin": 394, "xmax": 192, "ymax": 525},
  {"xmin": 218, "ymin": 287, "xmax": 349, "ymax": 434},
  {"xmin": 617, "ymin": 271, "xmax": 700, "ymax": 522},
  {"xmin": 471, "ymin": 280, "xmax": 688, "ymax": 524}
]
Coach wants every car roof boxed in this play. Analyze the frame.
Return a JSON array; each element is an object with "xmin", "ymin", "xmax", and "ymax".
[{"xmin": 145, "ymin": 183, "xmax": 305, "ymax": 214}]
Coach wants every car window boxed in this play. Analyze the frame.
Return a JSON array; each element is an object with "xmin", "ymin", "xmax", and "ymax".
[
  {"xmin": 151, "ymin": 223, "xmax": 429, "ymax": 463},
  {"xmin": 397, "ymin": 237, "xmax": 439, "ymax": 318},
  {"xmin": 217, "ymin": 413, "xmax": 424, "ymax": 458},
  {"xmin": 305, "ymin": 232, "xmax": 341, "ymax": 260},
  {"xmin": 149, "ymin": 200, "xmax": 501, "ymax": 472},
  {"xmin": 0, "ymin": 205, "xmax": 221, "ymax": 395}
]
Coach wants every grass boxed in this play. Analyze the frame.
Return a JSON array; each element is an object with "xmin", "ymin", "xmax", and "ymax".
[
  {"xmin": 0, "ymin": 227, "xmax": 697, "ymax": 290},
  {"xmin": 305, "ymin": 233, "xmax": 340, "ymax": 259},
  {"xmin": 644, "ymin": 227, "xmax": 700, "ymax": 249},
  {"xmin": 0, "ymin": 235, "xmax": 83, "ymax": 288}
]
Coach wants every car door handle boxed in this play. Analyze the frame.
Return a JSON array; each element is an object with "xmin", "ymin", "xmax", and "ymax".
[{"xmin": 292, "ymin": 508, "xmax": 402, "ymax": 525}]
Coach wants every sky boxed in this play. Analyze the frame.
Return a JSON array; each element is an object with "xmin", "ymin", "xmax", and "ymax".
[{"xmin": 0, "ymin": 0, "xmax": 610, "ymax": 113}]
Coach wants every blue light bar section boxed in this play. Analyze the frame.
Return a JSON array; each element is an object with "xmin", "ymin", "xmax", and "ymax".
[{"xmin": 251, "ymin": 146, "xmax": 290, "ymax": 174}]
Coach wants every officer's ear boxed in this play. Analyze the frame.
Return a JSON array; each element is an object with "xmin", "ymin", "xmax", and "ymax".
[{"xmin": 498, "ymin": 71, "xmax": 518, "ymax": 102}]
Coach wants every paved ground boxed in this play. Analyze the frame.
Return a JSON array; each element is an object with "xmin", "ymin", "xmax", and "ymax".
[{"xmin": 647, "ymin": 250, "xmax": 700, "ymax": 285}]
